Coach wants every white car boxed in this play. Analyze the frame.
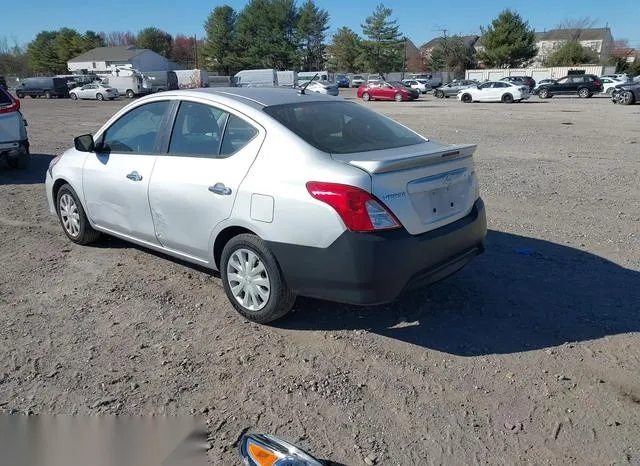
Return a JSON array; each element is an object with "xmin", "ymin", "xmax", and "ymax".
[
  {"xmin": 299, "ymin": 80, "xmax": 339, "ymax": 96},
  {"xmin": 45, "ymin": 87, "xmax": 486, "ymax": 323},
  {"xmin": 402, "ymin": 79, "xmax": 428, "ymax": 94},
  {"xmin": 69, "ymin": 83, "xmax": 119, "ymax": 101},
  {"xmin": 458, "ymin": 80, "xmax": 530, "ymax": 103},
  {"xmin": 599, "ymin": 77, "xmax": 626, "ymax": 94}
]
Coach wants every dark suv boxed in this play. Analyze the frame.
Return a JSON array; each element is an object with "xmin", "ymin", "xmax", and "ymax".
[
  {"xmin": 500, "ymin": 76, "xmax": 536, "ymax": 92},
  {"xmin": 15, "ymin": 77, "xmax": 70, "ymax": 99},
  {"xmin": 535, "ymin": 74, "xmax": 602, "ymax": 98}
]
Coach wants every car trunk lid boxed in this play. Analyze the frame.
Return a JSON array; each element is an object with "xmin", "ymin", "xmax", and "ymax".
[{"xmin": 331, "ymin": 141, "xmax": 479, "ymax": 235}]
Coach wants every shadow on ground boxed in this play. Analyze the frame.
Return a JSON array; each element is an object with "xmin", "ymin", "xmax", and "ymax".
[
  {"xmin": 0, "ymin": 153, "xmax": 54, "ymax": 185},
  {"xmin": 277, "ymin": 230, "xmax": 640, "ymax": 356}
]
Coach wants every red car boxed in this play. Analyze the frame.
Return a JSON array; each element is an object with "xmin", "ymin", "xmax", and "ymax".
[{"xmin": 357, "ymin": 81, "xmax": 419, "ymax": 102}]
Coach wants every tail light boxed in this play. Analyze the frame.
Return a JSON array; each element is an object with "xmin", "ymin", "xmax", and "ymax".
[
  {"xmin": 0, "ymin": 96, "xmax": 20, "ymax": 114},
  {"xmin": 306, "ymin": 182, "xmax": 401, "ymax": 232}
]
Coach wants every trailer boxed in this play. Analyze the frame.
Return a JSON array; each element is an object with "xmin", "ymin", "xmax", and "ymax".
[{"xmin": 174, "ymin": 69, "xmax": 209, "ymax": 89}]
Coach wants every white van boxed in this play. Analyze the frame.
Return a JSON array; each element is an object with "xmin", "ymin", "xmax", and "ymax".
[
  {"xmin": 234, "ymin": 69, "xmax": 278, "ymax": 87},
  {"xmin": 101, "ymin": 75, "xmax": 151, "ymax": 98},
  {"xmin": 298, "ymin": 71, "xmax": 332, "ymax": 85},
  {"xmin": 277, "ymin": 70, "xmax": 298, "ymax": 87}
]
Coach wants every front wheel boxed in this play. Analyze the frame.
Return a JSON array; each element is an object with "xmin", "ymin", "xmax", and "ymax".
[
  {"xmin": 70, "ymin": 93, "xmax": 77, "ymax": 100},
  {"xmin": 56, "ymin": 184, "xmax": 101, "ymax": 245},
  {"xmin": 435, "ymin": 90, "xmax": 444, "ymax": 98},
  {"xmin": 620, "ymin": 91, "xmax": 636, "ymax": 105},
  {"xmin": 220, "ymin": 234, "xmax": 296, "ymax": 324},
  {"xmin": 461, "ymin": 93, "xmax": 472, "ymax": 103},
  {"xmin": 126, "ymin": 89, "xmax": 135, "ymax": 99},
  {"xmin": 578, "ymin": 88, "xmax": 591, "ymax": 98},
  {"xmin": 538, "ymin": 88, "xmax": 549, "ymax": 99},
  {"xmin": 362, "ymin": 92, "xmax": 370, "ymax": 101},
  {"xmin": 394, "ymin": 93, "xmax": 403, "ymax": 102},
  {"xmin": 96, "ymin": 93, "xmax": 104, "ymax": 101}
]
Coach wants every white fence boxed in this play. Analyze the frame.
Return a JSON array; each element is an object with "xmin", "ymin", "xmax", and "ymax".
[{"xmin": 465, "ymin": 65, "xmax": 617, "ymax": 82}]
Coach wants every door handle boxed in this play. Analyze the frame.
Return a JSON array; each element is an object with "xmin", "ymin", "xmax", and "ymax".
[
  {"xmin": 208, "ymin": 183, "xmax": 232, "ymax": 195},
  {"xmin": 126, "ymin": 171, "xmax": 143, "ymax": 181}
]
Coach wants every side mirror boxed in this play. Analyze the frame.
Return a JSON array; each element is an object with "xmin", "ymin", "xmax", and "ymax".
[
  {"xmin": 74, "ymin": 134, "xmax": 95, "ymax": 152},
  {"xmin": 239, "ymin": 433, "xmax": 325, "ymax": 466}
]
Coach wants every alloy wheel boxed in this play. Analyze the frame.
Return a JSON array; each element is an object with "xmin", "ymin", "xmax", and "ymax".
[{"xmin": 59, "ymin": 193, "xmax": 80, "ymax": 238}]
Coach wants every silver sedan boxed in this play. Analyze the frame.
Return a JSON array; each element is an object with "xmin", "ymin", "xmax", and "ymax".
[
  {"xmin": 45, "ymin": 87, "xmax": 486, "ymax": 323},
  {"xmin": 69, "ymin": 83, "xmax": 119, "ymax": 101}
]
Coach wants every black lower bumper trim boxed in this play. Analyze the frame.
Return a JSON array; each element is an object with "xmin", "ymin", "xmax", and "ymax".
[{"xmin": 267, "ymin": 198, "xmax": 487, "ymax": 306}]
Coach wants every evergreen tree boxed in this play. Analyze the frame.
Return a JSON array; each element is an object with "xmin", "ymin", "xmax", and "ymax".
[
  {"xmin": 203, "ymin": 5, "xmax": 242, "ymax": 74},
  {"xmin": 326, "ymin": 27, "xmax": 363, "ymax": 72},
  {"xmin": 296, "ymin": 0, "xmax": 329, "ymax": 71},
  {"xmin": 545, "ymin": 41, "xmax": 598, "ymax": 66},
  {"xmin": 477, "ymin": 9, "xmax": 537, "ymax": 67},
  {"xmin": 360, "ymin": 3, "xmax": 403, "ymax": 74}
]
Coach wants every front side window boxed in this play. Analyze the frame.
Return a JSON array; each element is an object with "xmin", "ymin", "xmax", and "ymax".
[
  {"xmin": 263, "ymin": 101, "xmax": 424, "ymax": 154},
  {"xmin": 100, "ymin": 101, "xmax": 169, "ymax": 154},
  {"xmin": 168, "ymin": 101, "xmax": 228, "ymax": 157}
]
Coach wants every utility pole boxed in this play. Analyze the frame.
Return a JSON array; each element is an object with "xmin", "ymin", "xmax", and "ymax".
[
  {"xmin": 194, "ymin": 34, "xmax": 198, "ymax": 69},
  {"xmin": 434, "ymin": 27, "xmax": 449, "ymax": 83}
]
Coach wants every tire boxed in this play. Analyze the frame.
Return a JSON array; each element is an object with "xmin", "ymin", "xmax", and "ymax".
[
  {"xmin": 538, "ymin": 88, "xmax": 549, "ymax": 99},
  {"xmin": 70, "ymin": 93, "xmax": 77, "ymax": 100},
  {"xmin": 30, "ymin": 95, "xmax": 37, "ymax": 99},
  {"xmin": 578, "ymin": 88, "xmax": 590, "ymax": 98},
  {"xmin": 15, "ymin": 147, "xmax": 31, "ymax": 169},
  {"xmin": 502, "ymin": 93, "xmax": 514, "ymax": 103},
  {"xmin": 435, "ymin": 90, "xmax": 444, "ymax": 98},
  {"xmin": 620, "ymin": 91, "xmax": 636, "ymax": 105},
  {"xmin": 220, "ymin": 233, "xmax": 296, "ymax": 324},
  {"xmin": 16, "ymin": 92, "xmax": 24, "ymax": 99},
  {"xmin": 461, "ymin": 93, "xmax": 472, "ymax": 103},
  {"xmin": 56, "ymin": 184, "xmax": 101, "ymax": 245},
  {"xmin": 45, "ymin": 91, "xmax": 51, "ymax": 99},
  {"xmin": 362, "ymin": 92, "xmax": 370, "ymax": 101},
  {"xmin": 96, "ymin": 93, "xmax": 104, "ymax": 101},
  {"xmin": 394, "ymin": 93, "xmax": 403, "ymax": 102},
  {"xmin": 126, "ymin": 89, "xmax": 135, "ymax": 99}
]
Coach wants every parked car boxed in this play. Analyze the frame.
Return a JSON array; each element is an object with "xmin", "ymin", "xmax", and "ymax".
[
  {"xmin": 0, "ymin": 86, "xmax": 30, "ymax": 169},
  {"xmin": 599, "ymin": 76, "xmax": 626, "ymax": 94},
  {"xmin": 350, "ymin": 75, "xmax": 365, "ymax": 87},
  {"xmin": 101, "ymin": 75, "xmax": 152, "ymax": 98},
  {"xmin": 15, "ymin": 77, "xmax": 69, "ymax": 99},
  {"xmin": 300, "ymin": 80, "xmax": 339, "ymax": 96},
  {"xmin": 434, "ymin": 80, "xmax": 477, "ymax": 98},
  {"xmin": 44, "ymin": 87, "xmax": 486, "ymax": 323},
  {"xmin": 69, "ymin": 83, "xmax": 119, "ymax": 101},
  {"xmin": 535, "ymin": 74, "xmax": 603, "ymax": 98},
  {"xmin": 335, "ymin": 75, "xmax": 350, "ymax": 88},
  {"xmin": 458, "ymin": 80, "xmax": 530, "ymax": 103},
  {"xmin": 611, "ymin": 81, "xmax": 640, "ymax": 105},
  {"xmin": 357, "ymin": 81, "xmax": 419, "ymax": 101},
  {"xmin": 532, "ymin": 79, "xmax": 556, "ymax": 93},
  {"xmin": 402, "ymin": 79, "xmax": 428, "ymax": 94},
  {"xmin": 500, "ymin": 76, "xmax": 536, "ymax": 91}
]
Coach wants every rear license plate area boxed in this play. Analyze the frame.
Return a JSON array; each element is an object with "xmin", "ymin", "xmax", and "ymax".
[{"xmin": 408, "ymin": 169, "xmax": 470, "ymax": 225}]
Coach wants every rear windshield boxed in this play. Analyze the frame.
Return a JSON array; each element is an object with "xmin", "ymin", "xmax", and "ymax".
[
  {"xmin": 0, "ymin": 88, "xmax": 13, "ymax": 106},
  {"xmin": 263, "ymin": 101, "xmax": 425, "ymax": 154}
]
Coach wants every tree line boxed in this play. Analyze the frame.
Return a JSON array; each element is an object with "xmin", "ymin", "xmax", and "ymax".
[{"xmin": 1, "ymin": 4, "xmax": 638, "ymax": 78}]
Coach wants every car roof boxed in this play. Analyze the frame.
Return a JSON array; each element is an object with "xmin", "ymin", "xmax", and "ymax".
[{"xmin": 154, "ymin": 86, "xmax": 336, "ymax": 110}]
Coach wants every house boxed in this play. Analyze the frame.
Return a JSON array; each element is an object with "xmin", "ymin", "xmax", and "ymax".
[
  {"xmin": 419, "ymin": 35, "xmax": 480, "ymax": 63},
  {"xmin": 532, "ymin": 28, "xmax": 614, "ymax": 65},
  {"xmin": 67, "ymin": 46, "xmax": 181, "ymax": 74}
]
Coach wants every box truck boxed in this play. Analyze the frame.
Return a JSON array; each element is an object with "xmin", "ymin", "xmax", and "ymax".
[{"xmin": 234, "ymin": 69, "xmax": 278, "ymax": 87}]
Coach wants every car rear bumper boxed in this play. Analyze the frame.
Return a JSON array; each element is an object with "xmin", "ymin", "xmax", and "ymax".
[{"xmin": 267, "ymin": 197, "xmax": 487, "ymax": 305}]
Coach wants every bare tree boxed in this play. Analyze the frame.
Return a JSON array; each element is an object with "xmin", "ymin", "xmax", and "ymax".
[{"xmin": 99, "ymin": 31, "xmax": 137, "ymax": 47}]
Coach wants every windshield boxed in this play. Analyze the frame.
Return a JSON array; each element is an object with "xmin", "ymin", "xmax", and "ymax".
[{"xmin": 263, "ymin": 101, "xmax": 425, "ymax": 154}]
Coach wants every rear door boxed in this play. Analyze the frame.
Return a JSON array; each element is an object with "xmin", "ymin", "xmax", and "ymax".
[{"xmin": 147, "ymin": 98, "xmax": 265, "ymax": 261}]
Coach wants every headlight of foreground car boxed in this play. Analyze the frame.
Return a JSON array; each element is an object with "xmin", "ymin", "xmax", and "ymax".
[{"xmin": 239, "ymin": 433, "xmax": 325, "ymax": 466}]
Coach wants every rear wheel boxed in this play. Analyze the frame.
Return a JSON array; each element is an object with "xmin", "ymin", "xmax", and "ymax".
[
  {"xmin": 70, "ymin": 93, "xmax": 77, "ymax": 100},
  {"xmin": 578, "ymin": 88, "xmax": 591, "ymax": 98},
  {"xmin": 16, "ymin": 92, "xmax": 24, "ymax": 99},
  {"xmin": 394, "ymin": 92, "xmax": 403, "ymax": 102},
  {"xmin": 220, "ymin": 234, "xmax": 296, "ymax": 324},
  {"xmin": 362, "ymin": 92, "xmax": 370, "ymax": 101},
  {"xmin": 461, "ymin": 93, "xmax": 472, "ymax": 103},
  {"xmin": 126, "ymin": 89, "xmax": 135, "ymax": 99},
  {"xmin": 502, "ymin": 93, "xmax": 514, "ymax": 103},
  {"xmin": 435, "ymin": 89, "xmax": 444, "ymax": 98},
  {"xmin": 56, "ymin": 184, "xmax": 101, "ymax": 245}
]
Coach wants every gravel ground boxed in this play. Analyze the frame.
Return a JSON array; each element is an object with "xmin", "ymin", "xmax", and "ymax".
[{"xmin": 0, "ymin": 90, "xmax": 639, "ymax": 465}]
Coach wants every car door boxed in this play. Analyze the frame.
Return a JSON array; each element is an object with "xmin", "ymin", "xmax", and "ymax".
[
  {"xmin": 475, "ymin": 82, "xmax": 493, "ymax": 101},
  {"xmin": 147, "ymin": 99, "xmax": 265, "ymax": 261},
  {"xmin": 78, "ymin": 85, "xmax": 91, "ymax": 99},
  {"xmin": 82, "ymin": 99, "xmax": 172, "ymax": 244}
]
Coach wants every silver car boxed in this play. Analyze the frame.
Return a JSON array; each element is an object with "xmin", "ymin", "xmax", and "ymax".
[
  {"xmin": 69, "ymin": 83, "xmax": 119, "ymax": 101},
  {"xmin": 45, "ymin": 87, "xmax": 487, "ymax": 323},
  {"xmin": 0, "ymin": 87, "xmax": 30, "ymax": 169},
  {"xmin": 434, "ymin": 80, "xmax": 477, "ymax": 98}
]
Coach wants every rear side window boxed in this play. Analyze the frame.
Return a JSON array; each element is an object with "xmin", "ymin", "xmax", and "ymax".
[
  {"xmin": 220, "ymin": 114, "xmax": 259, "ymax": 157},
  {"xmin": 263, "ymin": 101, "xmax": 424, "ymax": 154},
  {"xmin": 0, "ymin": 88, "xmax": 13, "ymax": 106}
]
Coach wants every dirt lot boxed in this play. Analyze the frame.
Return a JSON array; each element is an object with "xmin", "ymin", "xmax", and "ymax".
[{"xmin": 1, "ymin": 90, "xmax": 639, "ymax": 465}]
